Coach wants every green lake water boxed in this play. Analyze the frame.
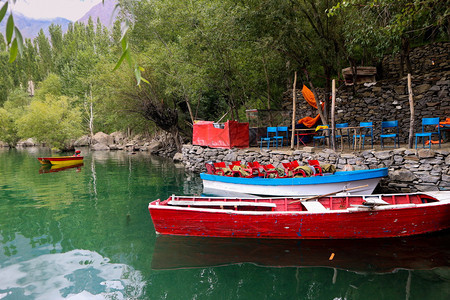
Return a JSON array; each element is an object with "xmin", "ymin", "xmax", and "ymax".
[{"xmin": 0, "ymin": 148, "xmax": 449, "ymax": 299}]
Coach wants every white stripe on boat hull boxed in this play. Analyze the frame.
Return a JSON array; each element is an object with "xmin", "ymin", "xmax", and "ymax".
[{"xmin": 202, "ymin": 178, "xmax": 381, "ymax": 197}]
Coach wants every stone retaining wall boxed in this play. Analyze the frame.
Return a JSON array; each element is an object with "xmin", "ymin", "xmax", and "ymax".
[
  {"xmin": 334, "ymin": 70, "xmax": 449, "ymax": 143},
  {"xmin": 283, "ymin": 42, "xmax": 449, "ymax": 144},
  {"xmin": 382, "ymin": 42, "xmax": 449, "ymax": 78},
  {"xmin": 179, "ymin": 145, "xmax": 450, "ymax": 193}
]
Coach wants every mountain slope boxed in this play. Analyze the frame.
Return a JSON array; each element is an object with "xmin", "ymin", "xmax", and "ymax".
[
  {"xmin": 78, "ymin": 0, "xmax": 118, "ymax": 28},
  {"xmin": 0, "ymin": 13, "xmax": 71, "ymax": 39}
]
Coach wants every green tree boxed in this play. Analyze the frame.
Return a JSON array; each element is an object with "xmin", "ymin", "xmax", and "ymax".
[
  {"xmin": 35, "ymin": 73, "xmax": 62, "ymax": 99},
  {"xmin": 94, "ymin": 18, "xmax": 111, "ymax": 56},
  {"xmin": 0, "ymin": 107, "xmax": 19, "ymax": 146},
  {"xmin": 0, "ymin": 88, "xmax": 30, "ymax": 146},
  {"xmin": 126, "ymin": 0, "xmax": 288, "ymax": 125},
  {"xmin": 48, "ymin": 24, "xmax": 64, "ymax": 74},
  {"xmin": 21, "ymin": 39, "xmax": 40, "ymax": 83},
  {"xmin": 35, "ymin": 29, "xmax": 53, "ymax": 76},
  {"xmin": 0, "ymin": 51, "xmax": 14, "ymax": 104},
  {"xmin": 17, "ymin": 95, "xmax": 83, "ymax": 149},
  {"xmin": 330, "ymin": 0, "xmax": 450, "ymax": 76},
  {"xmin": 0, "ymin": 32, "xmax": 5, "ymax": 51},
  {"xmin": 3, "ymin": 87, "xmax": 30, "ymax": 113}
]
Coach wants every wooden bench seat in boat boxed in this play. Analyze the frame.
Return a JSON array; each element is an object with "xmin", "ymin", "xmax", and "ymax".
[
  {"xmin": 302, "ymin": 201, "xmax": 327, "ymax": 212},
  {"xmin": 362, "ymin": 195, "xmax": 389, "ymax": 206}
]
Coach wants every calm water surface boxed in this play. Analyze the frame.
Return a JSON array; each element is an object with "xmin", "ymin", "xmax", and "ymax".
[{"xmin": 0, "ymin": 148, "xmax": 449, "ymax": 299}]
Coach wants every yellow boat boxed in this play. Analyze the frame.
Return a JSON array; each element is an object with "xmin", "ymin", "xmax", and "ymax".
[{"xmin": 37, "ymin": 156, "xmax": 84, "ymax": 166}]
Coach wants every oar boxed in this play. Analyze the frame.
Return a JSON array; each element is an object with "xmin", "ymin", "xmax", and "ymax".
[{"xmin": 289, "ymin": 185, "xmax": 369, "ymax": 204}]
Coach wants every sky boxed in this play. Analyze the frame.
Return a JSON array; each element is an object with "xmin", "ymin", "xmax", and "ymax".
[{"xmin": 10, "ymin": 0, "xmax": 103, "ymax": 21}]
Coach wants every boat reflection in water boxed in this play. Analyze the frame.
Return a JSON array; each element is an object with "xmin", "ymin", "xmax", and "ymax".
[
  {"xmin": 151, "ymin": 231, "xmax": 450, "ymax": 273},
  {"xmin": 39, "ymin": 163, "xmax": 84, "ymax": 174}
]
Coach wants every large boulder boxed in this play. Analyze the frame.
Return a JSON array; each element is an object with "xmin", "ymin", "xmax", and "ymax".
[
  {"xmin": 91, "ymin": 143, "xmax": 110, "ymax": 151},
  {"xmin": 110, "ymin": 131, "xmax": 126, "ymax": 144},
  {"xmin": 92, "ymin": 132, "xmax": 113, "ymax": 145},
  {"xmin": 147, "ymin": 141, "xmax": 163, "ymax": 153},
  {"xmin": 173, "ymin": 152, "xmax": 183, "ymax": 162},
  {"xmin": 74, "ymin": 135, "xmax": 91, "ymax": 146},
  {"xmin": 17, "ymin": 138, "xmax": 36, "ymax": 147}
]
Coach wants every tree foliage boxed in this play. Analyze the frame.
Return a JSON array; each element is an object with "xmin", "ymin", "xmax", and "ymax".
[
  {"xmin": 329, "ymin": 0, "xmax": 449, "ymax": 74},
  {"xmin": 17, "ymin": 95, "xmax": 82, "ymax": 149},
  {"xmin": 0, "ymin": 0, "xmax": 448, "ymax": 148},
  {"xmin": 0, "ymin": 107, "xmax": 18, "ymax": 146}
]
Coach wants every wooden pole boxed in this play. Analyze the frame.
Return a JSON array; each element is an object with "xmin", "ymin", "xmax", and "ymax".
[
  {"xmin": 331, "ymin": 79, "xmax": 336, "ymax": 151},
  {"xmin": 289, "ymin": 185, "xmax": 369, "ymax": 204},
  {"xmin": 407, "ymin": 74, "xmax": 415, "ymax": 148},
  {"xmin": 291, "ymin": 71, "xmax": 298, "ymax": 149},
  {"xmin": 216, "ymin": 108, "xmax": 231, "ymax": 123},
  {"xmin": 262, "ymin": 55, "xmax": 273, "ymax": 126},
  {"xmin": 304, "ymin": 70, "xmax": 328, "ymax": 125}
]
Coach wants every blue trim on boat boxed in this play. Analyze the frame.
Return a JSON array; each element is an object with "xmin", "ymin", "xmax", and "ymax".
[{"xmin": 200, "ymin": 168, "xmax": 388, "ymax": 186}]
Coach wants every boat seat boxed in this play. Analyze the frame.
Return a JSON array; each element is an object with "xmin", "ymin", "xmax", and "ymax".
[
  {"xmin": 168, "ymin": 200, "xmax": 276, "ymax": 208},
  {"xmin": 302, "ymin": 201, "xmax": 327, "ymax": 212},
  {"xmin": 349, "ymin": 203, "xmax": 416, "ymax": 211},
  {"xmin": 362, "ymin": 195, "xmax": 389, "ymax": 206}
]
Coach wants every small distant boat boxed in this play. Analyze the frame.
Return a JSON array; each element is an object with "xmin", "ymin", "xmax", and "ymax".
[
  {"xmin": 37, "ymin": 156, "xmax": 83, "ymax": 165},
  {"xmin": 148, "ymin": 191, "xmax": 450, "ymax": 239},
  {"xmin": 39, "ymin": 163, "xmax": 84, "ymax": 174},
  {"xmin": 201, "ymin": 167, "xmax": 388, "ymax": 197}
]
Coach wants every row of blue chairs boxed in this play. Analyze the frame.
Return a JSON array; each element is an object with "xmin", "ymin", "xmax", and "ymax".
[
  {"xmin": 315, "ymin": 121, "xmax": 398, "ymax": 149},
  {"xmin": 313, "ymin": 122, "xmax": 374, "ymax": 149},
  {"xmin": 314, "ymin": 118, "xmax": 442, "ymax": 149},
  {"xmin": 262, "ymin": 117, "xmax": 442, "ymax": 150}
]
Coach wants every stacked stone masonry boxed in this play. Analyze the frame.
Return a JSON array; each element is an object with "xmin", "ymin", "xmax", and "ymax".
[
  {"xmin": 180, "ymin": 145, "xmax": 450, "ymax": 193},
  {"xmin": 284, "ymin": 42, "xmax": 449, "ymax": 144}
]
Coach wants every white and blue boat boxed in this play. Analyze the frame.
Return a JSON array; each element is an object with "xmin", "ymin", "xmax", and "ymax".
[{"xmin": 201, "ymin": 168, "xmax": 388, "ymax": 197}]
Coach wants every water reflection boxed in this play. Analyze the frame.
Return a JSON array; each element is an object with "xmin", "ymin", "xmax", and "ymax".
[
  {"xmin": 2, "ymin": 148, "xmax": 449, "ymax": 299},
  {"xmin": 0, "ymin": 249, "xmax": 145, "ymax": 299},
  {"xmin": 39, "ymin": 163, "xmax": 84, "ymax": 174},
  {"xmin": 152, "ymin": 232, "xmax": 450, "ymax": 273}
]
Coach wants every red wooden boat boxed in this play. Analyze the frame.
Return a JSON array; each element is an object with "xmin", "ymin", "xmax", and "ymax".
[{"xmin": 148, "ymin": 191, "xmax": 450, "ymax": 239}]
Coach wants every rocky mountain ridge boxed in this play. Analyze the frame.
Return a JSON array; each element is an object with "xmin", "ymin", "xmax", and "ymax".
[{"xmin": 0, "ymin": 0, "xmax": 117, "ymax": 39}]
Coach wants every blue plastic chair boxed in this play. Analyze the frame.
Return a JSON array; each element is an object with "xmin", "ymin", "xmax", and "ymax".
[
  {"xmin": 260, "ymin": 127, "xmax": 277, "ymax": 149},
  {"xmin": 415, "ymin": 118, "xmax": 441, "ymax": 149},
  {"xmin": 380, "ymin": 120, "xmax": 400, "ymax": 149},
  {"xmin": 274, "ymin": 126, "xmax": 288, "ymax": 147},
  {"xmin": 313, "ymin": 125, "xmax": 330, "ymax": 148},
  {"xmin": 353, "ymin": 122, "xmax": 373, "ymax": 149},
  {"xmin": 335, "ymin": 123, "xmax": 350, "ymax": 149}
]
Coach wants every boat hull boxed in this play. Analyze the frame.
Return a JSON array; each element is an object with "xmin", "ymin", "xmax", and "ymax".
[
  {"xmin": 38, "ymin": 156, "xmax": 83, "ymax": 166},
  {"xmin": 201, "ymin": 168, "xmax": 388, "ymax": 196},
  {"xmin": 149, "ymin": 193, "xmax": 450, "ymax": 240}
]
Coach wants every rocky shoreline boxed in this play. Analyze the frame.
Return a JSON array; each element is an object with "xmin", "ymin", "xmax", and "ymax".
[
  {"xmin": 3, "ymin": 131, "xmax": 179, "ymax": 157},
  {"xmin": 178, "ymin": 144, "xmax": 450, "ymax": 193},
  {"xmin": 7, "ymin": 132, "xmax": 449, "ymax": 193}
]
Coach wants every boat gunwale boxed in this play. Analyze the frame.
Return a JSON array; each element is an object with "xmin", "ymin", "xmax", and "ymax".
[
  {"xmin": 200, "ymin": 167, "xmax": 388, "ymax": 186},
  {"xmin": 38, "ymin": 156, "xmax": 84, "ymax": 161},
  {"xmin": 148, "ymin": 194, "xmax": 446, "ymax": 216}
]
